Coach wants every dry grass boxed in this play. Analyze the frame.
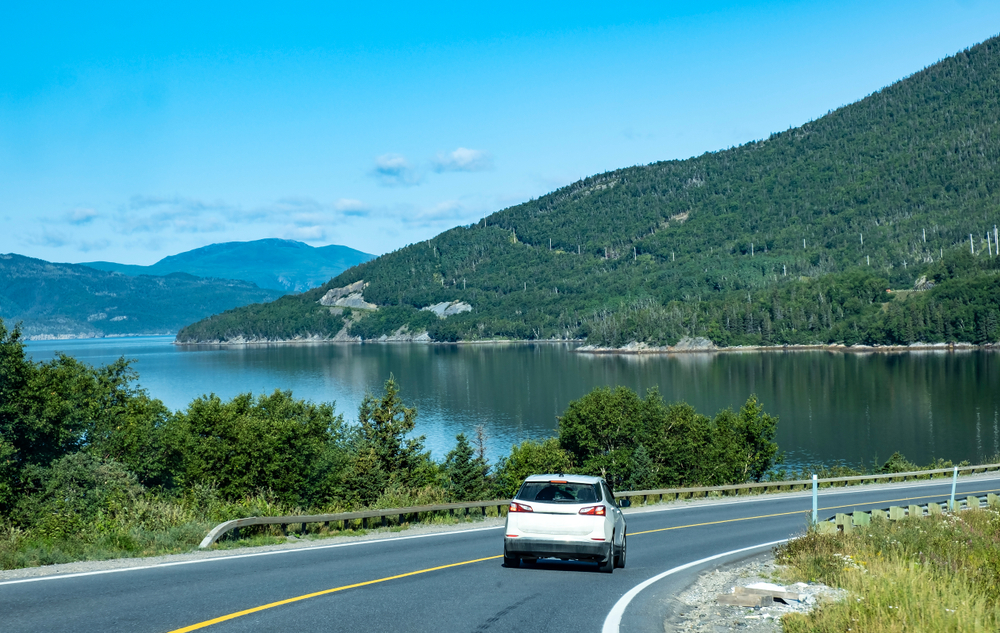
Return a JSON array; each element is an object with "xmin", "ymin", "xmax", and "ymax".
[
  {"xmin": 0, "ymin": 485, "xmax": 502, "ymax": 569},
  {"xmin": 777, "ymin": 507, "xmax": 1000, "ymax": 632}
]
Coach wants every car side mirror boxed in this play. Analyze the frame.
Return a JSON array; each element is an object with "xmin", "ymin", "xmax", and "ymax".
[{"xmin": 618, "ymin": 498, "xmax": 631, "ymax": 508}]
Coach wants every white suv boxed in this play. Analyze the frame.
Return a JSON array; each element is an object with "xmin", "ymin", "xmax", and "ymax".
[{"xmin": 503, "ymin": 474, "xmax": 628, "ymax": 573}]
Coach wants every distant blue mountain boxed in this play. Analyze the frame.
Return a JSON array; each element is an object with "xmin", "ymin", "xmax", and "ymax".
[
  {"xmin": 0, "ymin": 253, "xmax": 285, "ymax": 339},
  {"xmin": 83, "ymin": 239, "xmax": 375, "ymax": 292}
]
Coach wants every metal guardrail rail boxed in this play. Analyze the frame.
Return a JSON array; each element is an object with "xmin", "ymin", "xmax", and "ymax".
[
  {"xmin": 612, "ymin": 462, "xmax": 1000, "ymax": 504},
  {"xmin": 817, "ymin": 492, "xmax": 1000, "ymax": 534},
  {"xmin": 199, "ymin": 500, "xmax": 511, "ymax": 548},
  {"xmin": 198, "ymin": 461, "xmax": 1000, "ymax": 548}
]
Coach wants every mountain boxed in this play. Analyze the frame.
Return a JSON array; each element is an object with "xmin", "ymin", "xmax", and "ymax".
[
  {"xmin": 0, "ymin": 254, "xmax": 285, "ymax": 339},
  {"xmin": 84, "ymin": 239, "xmax": 375, "ymax": 293},
  {"xmin": 178, "ymin": 37, "xmax": 1000, "ymax": 346}
]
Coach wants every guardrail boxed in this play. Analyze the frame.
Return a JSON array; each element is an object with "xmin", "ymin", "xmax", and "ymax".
[
  {"xmin": 199, "ymin": 500, "xmax": 511, "ymax": 548},
  {"xmin": 611, "ymin": 462, "xmax": 1000, "ymax": 504},
  {"xmin": 198, "ymin": 461, "xmax": 1000, "ymax": 548},
  {"xmin": 817, "ymin": 492, "xmax": 1000, "ymax": 534}
]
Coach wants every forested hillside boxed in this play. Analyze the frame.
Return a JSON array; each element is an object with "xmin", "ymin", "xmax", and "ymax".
[
  {"xmin": 0, "ymin": 254, "xmax": 284, "ymax": 338},
  {"xmin": 179, "ymin": 36, "xmax": 1000, "ymax": 346}
]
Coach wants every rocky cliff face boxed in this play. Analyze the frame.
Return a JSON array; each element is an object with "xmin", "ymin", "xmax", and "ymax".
[
  {"xmin": 421, "ymin": 300, "xmax": 472, "ymax": 318},
  {"xmin": 318, "ymin": 280, "xmax": 378, "ymax": 310}
]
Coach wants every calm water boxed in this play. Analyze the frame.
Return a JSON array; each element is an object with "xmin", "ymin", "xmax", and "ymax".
[{"xmin": 24, "ymin": 337, "xmax": 1000, "ymax": 469}]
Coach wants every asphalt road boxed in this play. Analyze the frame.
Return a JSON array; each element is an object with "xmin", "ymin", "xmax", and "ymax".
[{"xmin": 4, "ymin": 475, "xmax": 999, "ymax": 633}]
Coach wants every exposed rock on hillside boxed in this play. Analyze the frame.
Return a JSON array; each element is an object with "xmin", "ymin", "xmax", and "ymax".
[
  {"xmin": 319, "ymin": 280, "xmax": 377, "ymax": 310},
  {"xmin": 421, "ymin": 301, "xmax": 473, "ymax": 318},
  {"xmin": 372, "ymin": 328, "xmax": 432, "ymax": 342},
  {"xmin": 673, "ymin": 336, "xmax": 717, "ymax": 351},
  {"xmin": 577, "ymin": 336, "xmax": 719, "ymax": 353}
]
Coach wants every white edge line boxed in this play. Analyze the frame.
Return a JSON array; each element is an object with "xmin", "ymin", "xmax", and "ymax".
[
  {"xmin": 601, "ymin": 539, "xmax": 789, "ymax": 633},
  {"xmin": 0, "ymin": 524, "xmax": 505, "ymax": 587}
]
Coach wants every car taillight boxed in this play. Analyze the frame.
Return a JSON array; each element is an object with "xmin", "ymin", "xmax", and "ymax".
[
  {"xmin": 509, "ymin": 502, "xmax": 533, "ymax": 513},
  {"xmin": 578, "ymin": 505, "xmax": 606, "ymax": 516}
]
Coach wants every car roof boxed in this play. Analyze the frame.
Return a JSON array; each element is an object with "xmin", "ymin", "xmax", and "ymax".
[{"xmin": 522, "ymin": 474, "xmax": 605, "ymax": 484}]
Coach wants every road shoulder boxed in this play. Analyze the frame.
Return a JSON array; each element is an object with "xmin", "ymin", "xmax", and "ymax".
[{"xmin": 0, "ymin": 517, "xmax": 505, "ymax": 583}]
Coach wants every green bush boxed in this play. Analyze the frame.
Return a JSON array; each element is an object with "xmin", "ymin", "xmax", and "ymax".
[
  {"xmin": 558, "ymin": 386, "xmax": 780, "ymax": 489},
  {"xmin": 492, "ymin": 438, "xmax": 574, "ymax": 498},
  {"xmin": 14, "ymin": 453, "xmax": 144, "ymax": 539},
  {"xmin": 168, "ymin": 390, "xmax": 347, "ymax": 507}
]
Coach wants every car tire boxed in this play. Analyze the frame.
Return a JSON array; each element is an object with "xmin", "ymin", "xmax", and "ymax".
[
  {"xmin": 614, "ymin": 533, "xmax": 627, "ymax": 569},
  {"xmin": 503, "ymin": 550, "xmax": 520, "ymax": 568},
  {"xmin": 599, "ymin": 542, "xmax": 614, "ymax": 574}
]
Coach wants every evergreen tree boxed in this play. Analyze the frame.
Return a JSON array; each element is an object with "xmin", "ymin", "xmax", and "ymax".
[
  {"xmin": 356, "ymin": 376, "xmax": 431, "ymax": 490},
  {"xmin": 444, "ymin": 433, "xmax": 488, "ymax": 501}
]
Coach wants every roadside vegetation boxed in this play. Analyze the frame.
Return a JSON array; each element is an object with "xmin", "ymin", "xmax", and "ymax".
[
  {"xmin": 777, "ymin": 508, "xmax": 1000, "ymax": 632},
  {"xmin": 0, "ymin": 317, "xmax": 788, "ymax": 569},
  {"xmin": 1, "ymin": 317, "xmax": 983, "ymax": 570}
]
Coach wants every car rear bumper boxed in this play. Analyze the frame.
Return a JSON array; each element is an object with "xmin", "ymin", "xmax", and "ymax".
[{"xmin": 504, "ymin": 537, "xmax": 609, "ymax": 562}]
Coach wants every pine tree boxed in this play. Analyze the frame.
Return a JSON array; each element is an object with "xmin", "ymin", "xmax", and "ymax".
[
  {"xmin": 445, "ymin": 433, "xmax": 488, "ymax": 501},
  {"xmin": 356, "ymin": 376, "xmax": 430, "ymax": 489}
]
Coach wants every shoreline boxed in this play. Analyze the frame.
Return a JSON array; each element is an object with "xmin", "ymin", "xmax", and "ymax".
[
  {"xmin": 27, "ymin": 333, "xmax": 999, "ymax": 355},
  {"xmin": 172, "ymin": 337, "xmax": 999, "ymax": 355},
  {"xmin": 172, "ymin": 336, "xmax": 585, "ymax": 347},
  {"xmin": 25, "ymin": 332, "xmax": 176, "ymax": 342},
  {"xmin": 575, "ymin": 340, "xmax": 998, "ymax": 355}
]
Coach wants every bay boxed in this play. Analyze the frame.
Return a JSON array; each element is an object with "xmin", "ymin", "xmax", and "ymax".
[{"xmin": 24, "ymin": 337, "xmax": 1000, "ymax": 470}]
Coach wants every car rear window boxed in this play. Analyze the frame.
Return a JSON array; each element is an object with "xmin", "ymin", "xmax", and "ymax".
[{"xmin": 516, "ymin": 482, "xmax": 600, "ymax": 503}]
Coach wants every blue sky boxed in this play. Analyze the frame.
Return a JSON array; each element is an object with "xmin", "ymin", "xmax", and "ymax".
[{"xmin": 2, "ymin": 1, "xmax": 999, "ymax": 264}]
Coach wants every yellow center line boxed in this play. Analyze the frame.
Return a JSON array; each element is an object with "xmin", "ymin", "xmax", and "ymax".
[
  {"xmin": 166, "ymin": 555, "xmax": 503, "ymax": 633},
  {"xmin": 167, "ymin": 486, "xmax": 999, "ymax": 631},
  {"xmin": 630, "ymin": 486, "xmax": 1000, "ymax": 536}
]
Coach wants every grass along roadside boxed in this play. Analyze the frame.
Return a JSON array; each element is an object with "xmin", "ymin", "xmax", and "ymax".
[
  {"xmin": 776, "ymin": 508, "xmax": 1000, "ymax": 632},
  {"xmin": 0, "ymin": 483, "xmax": 502, "ymax": 571},
  {"xmin": 0, "ymin": 491, "xmax": 504, "ymax": 570},
  {"xmin": 6, "ymin": 468, "xmax": 998, "ymax": 572}
]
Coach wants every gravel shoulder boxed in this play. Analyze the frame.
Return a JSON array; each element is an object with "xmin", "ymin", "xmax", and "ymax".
[{"xmin": 667, "ymin": 552, "xmax": 843, "ymax": 632}]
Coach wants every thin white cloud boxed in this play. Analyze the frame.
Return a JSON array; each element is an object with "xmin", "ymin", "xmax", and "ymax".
[
  {"xmin": 400, "ymin": 200, "xmax": 485, "ymax": 229},
  {"xmin": 24, "ymin": 229, "xmax": 70, "ymax": 248},
  {"xmin": 117, "ymin": 196, "xmax": 232, "ymax": 234},
  {"xmin": 77, "ymin": 239, "xmax": 110, "ymax": 252},
  {"xmin": 432, "ymin": 147, "xmax": 493, "ymax": 173},
  {"xmin": 371, "ymin": 153, "xmax": 421, "ymax": 187},
  {"xmin": 334, "ymin": 198, "xmax": 370, "ymax": 217},
  {"xmin": 282, "ymin": 225, "xmax": 328, "ymax": 241},
  {"xmin": 66, "ymin": 207, "xmax": 99, "ymax": 225}
]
